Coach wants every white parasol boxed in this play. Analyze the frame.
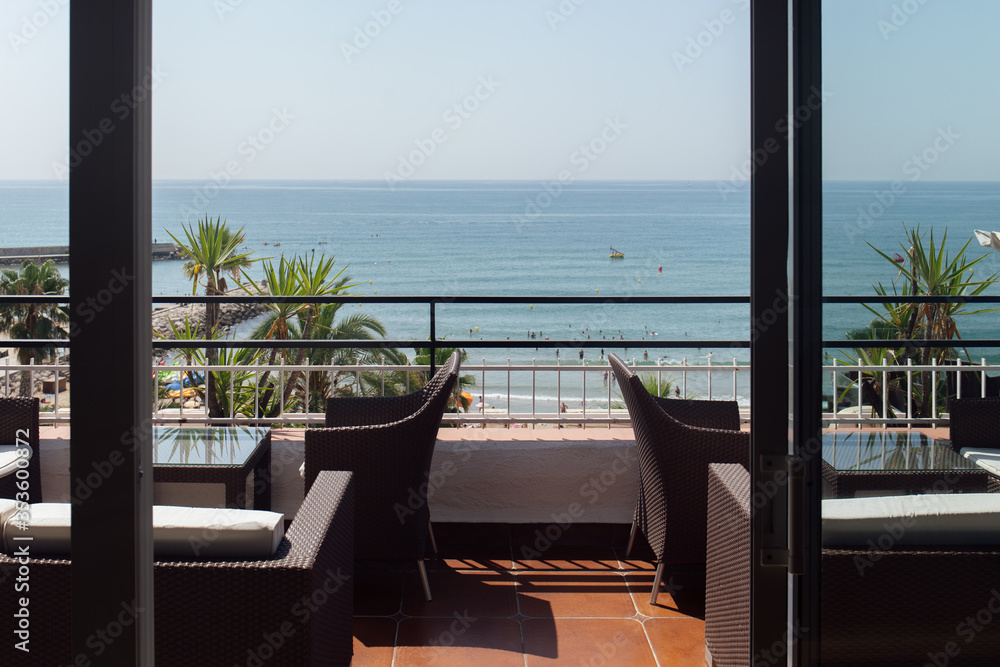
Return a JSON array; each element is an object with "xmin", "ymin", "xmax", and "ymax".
[{"xmin": 974, "ymin": 229, "xmax": 1000, "ymax": 252}]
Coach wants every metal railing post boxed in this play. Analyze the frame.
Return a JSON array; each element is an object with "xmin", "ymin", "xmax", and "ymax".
[{"xmin": 429, "ymin": 301, "xmax": 436, "ymax": 377}]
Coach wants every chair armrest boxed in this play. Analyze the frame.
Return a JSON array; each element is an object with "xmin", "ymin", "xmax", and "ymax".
[
  {"xmin": 154, "ymin": 471, "xmax": 356, "ymax": 665},
  {"xmin": 0, "ymin": 472, "xmax": 356, "ymax": 666},
  {"xmin": 705, "ymin": 463, "xmax": 751, "ymax": 667}
]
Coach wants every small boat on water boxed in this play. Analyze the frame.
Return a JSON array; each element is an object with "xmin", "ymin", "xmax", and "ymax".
[{"xmin": 609, "ymin": 246, "xmax": 624, "ymax": 259}]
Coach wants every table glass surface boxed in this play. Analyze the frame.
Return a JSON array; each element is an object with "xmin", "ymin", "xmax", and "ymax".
[
  {"xmin": 822, "ymin": 431, "xmax": 978, "ymax": 472},
  {"xmin": 152, "ymin": 426, "xmax": 268, "ymax": 466}
]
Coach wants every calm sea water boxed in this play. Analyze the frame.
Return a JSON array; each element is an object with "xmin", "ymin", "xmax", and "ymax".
[{"xmin": 3, "ymin": 179, "xmax": 1000, "ymax": 408}]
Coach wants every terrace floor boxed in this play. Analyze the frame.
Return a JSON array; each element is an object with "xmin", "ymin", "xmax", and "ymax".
[{"xmin": 351, "ymin": 523, "xmax": 707, "ymax": 666}]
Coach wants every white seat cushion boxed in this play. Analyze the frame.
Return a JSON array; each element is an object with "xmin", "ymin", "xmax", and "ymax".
[
  {"xmin": 822, "ymin": 493, "xmax": 1000, "ymax": 547},
  {"xmin": 0, "ymin": 443, "xmax": 31, "ymax": 478},
  {"xmin": 0, "ymin": 499, "xmax": 22, "ymax": 530},
  {"xmin": 960, "ymin": 447, "xmax": 1000, "ymax": 477},
  {"xmin": 3, "ymin": 503, "xmax": 285, "ymax": 559}
]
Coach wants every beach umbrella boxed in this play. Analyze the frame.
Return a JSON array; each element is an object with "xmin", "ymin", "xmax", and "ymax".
[{"xmin": 974, "ymin": 229, "xmax": 1000, "ymax": 252}]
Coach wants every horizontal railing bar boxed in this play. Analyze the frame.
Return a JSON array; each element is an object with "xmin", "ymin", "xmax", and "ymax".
[
  {"xmin": 153, "ymin": 339, "xmax": 752, "ymax": 350},
  {"xmin": 823, "ymin": 339, "xmax": 1000, "ymax": 348},
  {"xmin": 13, "ymin": 338, "xmax": 1000, "ymax": 350},
  {"xmin": 148, "ymin": 294, "xmax": 752, "ymax": 305},
  {"xmin": 822, "ymin": 295, "xmax": 1000, "ymax": 304},
  {"xmin": 6, "ymin": 293, "xmax": 1000, "ymax": 305}
]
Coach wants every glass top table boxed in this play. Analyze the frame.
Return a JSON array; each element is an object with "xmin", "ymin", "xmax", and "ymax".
[
  {"xmin": 821, "ymin": 430, "xmax": 987, "ymax": 497},
  {"xmin": 151, "ymin": 426, "xmax": 272, "ymax": 509},
  {"xmin": 822, "ymin": 430, "xmax": 978, "ymax": 472}
]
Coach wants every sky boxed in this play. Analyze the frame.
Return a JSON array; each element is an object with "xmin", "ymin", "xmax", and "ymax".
[{"xmin": 0, "ymin": 0, "xmax": 998, "ymax": 181}]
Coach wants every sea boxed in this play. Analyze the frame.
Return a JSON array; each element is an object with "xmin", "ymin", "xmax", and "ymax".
[{"xmin": 3, "ymin": 179, "xmax": 1000, "ymax": 411}]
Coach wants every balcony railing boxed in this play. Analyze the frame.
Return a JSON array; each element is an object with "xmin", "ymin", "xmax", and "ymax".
[
  {"xmin": 5, "ymin": 293, "xmax": 1000, "ymax": 428},
  {"xmin": 6, "ymin": 356, "xmax": 1000, "ymax": 428}
]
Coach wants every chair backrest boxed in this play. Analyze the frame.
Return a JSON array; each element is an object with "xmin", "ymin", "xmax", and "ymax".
[
  {"xmin": 324, "ymin": 350, "xmax": 461, "ymax": 427},
  {"xmin": 0, "ymin": 397, "xmax": 41, "ymax": 503},
  {"xmin": 651, "ymin": 395, "xmax": 741, "ymax": 432},
  {"xmin": 948, "ymin": 397, "xmax": 1000, "ymax": 452},
  {"xmin": 609, "ymin": 354, "xmax": 748, "ymax": 564},
  {"xmin": 306, "ymin": 351, "xmax": 460, "ymax": 560}
]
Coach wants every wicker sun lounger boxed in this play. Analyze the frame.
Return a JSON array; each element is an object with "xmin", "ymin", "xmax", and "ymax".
[
  {"xmin": 705, "ymin": 463, "xmax": 1000, "ymax": 666},
  {"xmin": 608, "ymin": 354, "xmax": 749, "ymax": 603},
  {"xmin": 0, "ymin": 470, "xmax": 355, "ymax": 666}
]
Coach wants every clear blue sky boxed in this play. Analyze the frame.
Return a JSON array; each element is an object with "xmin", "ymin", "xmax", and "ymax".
[{"xmin": 1, "ymin": 0, "xmax": 997, "ymax": 181}]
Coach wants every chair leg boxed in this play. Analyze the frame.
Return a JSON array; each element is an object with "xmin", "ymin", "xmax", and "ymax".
[
  {"xmin": 625, "ymin": 519, "xmax": 637, "ymax": 557},
  {"xmin": 649, "ymin": 561, "xmax": 664, "ymax": 606},
  {"xmin": 418, "ymin": 559, "xmax": 433, "ymax": 601},
  {"xmin": 428, "ymin": 520, "xmax": 439, "ymax": 555}
]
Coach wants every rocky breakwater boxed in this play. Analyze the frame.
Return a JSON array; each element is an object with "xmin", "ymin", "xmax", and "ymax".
[{"xmin": 152, "ymin": 281, "xmax": 271, "ymax": 342}]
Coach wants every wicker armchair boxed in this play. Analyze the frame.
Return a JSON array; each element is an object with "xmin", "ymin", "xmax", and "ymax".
[
  {"xmin": 608, "ymin": 354, "xmax": 749, "ymax": 604},
  {"xmin": 705, "ymin": 463, "xmax": 1000, "ymax": 666},
  {"xmin": 0, "ymin": 397, "xmax": 41, "ymax": 503},
  {"xmin": 624, "ymin": 392, "xmax": 742, "ymax": 557},
  {"xmin": 304, "ymin": 351, "xmax": 460, "ymax": 601},
  {"xmin": 947, "ymin": 396, "xmax": 1000, "ymax": 452},
  {"xmin": 0, "ymin": 470, "xmax": 355, "ymax": 667}
]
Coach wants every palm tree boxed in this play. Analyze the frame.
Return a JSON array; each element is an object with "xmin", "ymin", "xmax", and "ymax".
[
  {"xmin": 863, "ymin": 225, "xmax": 999, "ymax": 416},
  {"xmin": 167, "ymin": 215, "xmax": 259, "ymax": 417},
  {"xmin": 0, "ymin": 260, "xmax": 69, "ymax": 397},
  {"xmin": 297, "ymin": 302, "xmax": 408, "ymax": 408},
  {"xmin": 245, "ymin": 253, "xmax": 386, "ymax": 416}
]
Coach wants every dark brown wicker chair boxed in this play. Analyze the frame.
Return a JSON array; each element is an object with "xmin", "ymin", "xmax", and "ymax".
[
  {"xmin": 947, "ymin": 396, "xmax": 1000, "ymax": 452},
  {"xmin": 304, "ymin": 351, "xmax": 460, "ymax": 601},
  {"xmin": 624, "ymin": 392, "xmax": 742, "ymax": 557},
  {"xmin": 0, "ymin": 397, "xmax": 41, "ymax": 503},
  {"xmin": 705, "ymin": 463, "xmax": 1000, "ymax": 666},
  {"xmin": 608, "ymin": 354, "xmax": 749, "ymax": 604},
  {"xmin": 0, "ymin": 470, "xmax": 355, "ymax": 667}
]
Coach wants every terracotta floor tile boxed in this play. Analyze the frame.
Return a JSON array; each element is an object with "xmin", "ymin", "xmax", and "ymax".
[
  {"xmin": 644, "ymin": 617, "xmax": 707, "ymax": 666},
  {"xmin": 354, "ymin": 569, "xmax": 405, "ymax": 617},
  {"xmin": 426, "ymin": 547, "xmax": 513, "ymax": 572},
  {"xmin": 352, "ymin": 617, "xmax": 397, "ymax": 666},
  {"xmin": 516, "ymin": 571, "xmax": 637, "ymax": 619},
  {"xmin": 402, "ymin": 567, "xmax": 519, "ymax": 618},
  {"xmin": 523, "ymin": 618, "xmax": 657, "ymax": 666},
  {"xmin": 626, "ymin": 571, "xmax": 706, "ymax": 619},
  {"xmin": 393, "ymin": 617, "xmax": 524, "ymax": 666},
  {"xmin": 513, "ymin": 546, "xmax": 619, "ymax": 571}
]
